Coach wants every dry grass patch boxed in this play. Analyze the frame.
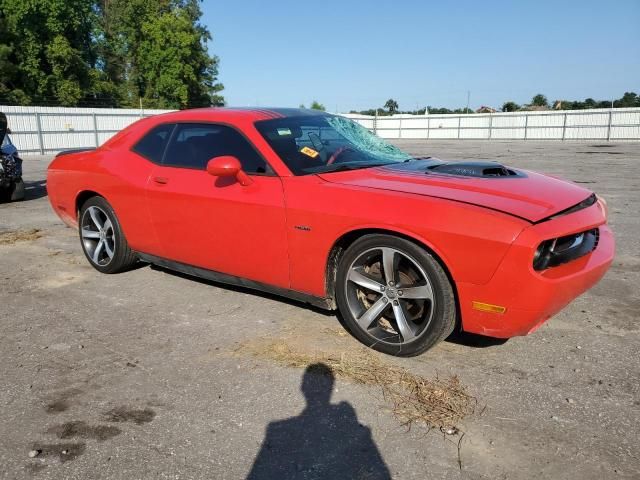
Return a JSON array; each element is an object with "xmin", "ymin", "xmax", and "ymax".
[
  {"xmin": 0, "ymin": 228, "xmax": 42, "ymax": 245},
  {"xmin": 239, "ymin": 340, "xmax": 474, "ymax": 430}
]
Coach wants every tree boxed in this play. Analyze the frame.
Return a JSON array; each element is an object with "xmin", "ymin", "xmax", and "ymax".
[
  {"xmin": 0, "ymin": 0, "xmax": 99, "ymax": 105},
  {"xmin": 0, "ymin": 0, "xmax": 224, "ymax": 107},
  {"xmin": 310, "ymin": 100, "xmax": 325, "ymax": 111},
  {"xmin": 384, "ymin": 98, "xmax": 398, "ymax": 114},
  {"xmin": 0, "ymin": 16, "xmax": 25, "ymax": 103},
  {"xmin": 138, "ymin": 6, "xmax": 223, "ymax": 108},
  {"xmin": 531, "ymin": 94, "xmax": 548, "ymax": 107},
  {"xmin": 352, "ymin": 92, "xmax": 639, "ymax": 116},
  {"xmin": 102, "ymin": 0, "xmax": 223, "ymax": 108},
  {"xmin": 502, "ymin": 101, "xmax": 519, "ymax": 112},
  {"xmin": 614, "ymin": 91, "xmax": 639, "ymax": 108},
  {"xmin": 426, "ymin": 106, "xmax": 452, "ymax": 114}
]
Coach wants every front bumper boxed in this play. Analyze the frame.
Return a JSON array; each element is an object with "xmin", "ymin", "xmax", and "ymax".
[{"xmin": 458, "ymin": 199, "xmax": 614, "ymax": 338}]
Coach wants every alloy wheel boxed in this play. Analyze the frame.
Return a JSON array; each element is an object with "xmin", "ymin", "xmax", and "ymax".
[
  {"xmin": 81, "ymin": 206, "xmax": 116, "ymax": 266},
  {"xmin": 344, "ymin": 247, "xmax": 435, "ymax": 345}
]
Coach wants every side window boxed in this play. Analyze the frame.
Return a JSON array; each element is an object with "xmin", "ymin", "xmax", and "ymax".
[
  {"xmin": 132, "ymin": 123, "xmax": 175, "ymax": 163},
  {"xmin": 163, "ymin": 123, "xmax": 269, "ymax": 174}
]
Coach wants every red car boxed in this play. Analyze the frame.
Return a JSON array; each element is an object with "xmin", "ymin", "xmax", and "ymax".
[{"xmin": 47, "ymin": 108, "xmax": 614, "ymax": 356}]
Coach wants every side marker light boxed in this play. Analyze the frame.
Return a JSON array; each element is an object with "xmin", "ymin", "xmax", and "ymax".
[{"xmin": 472, "ymin": 301, "xmax": 507, "ymax": 314}]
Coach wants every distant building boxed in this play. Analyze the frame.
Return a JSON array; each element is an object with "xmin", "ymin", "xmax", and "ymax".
[{"xmin": 476, "ymin": 106, "xmax": 497, "ymax": 113}]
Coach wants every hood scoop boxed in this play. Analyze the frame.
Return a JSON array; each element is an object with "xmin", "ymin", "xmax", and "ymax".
[{"xmin": 427, "ymin": 161, "xmax": 524, "ymax": 178}]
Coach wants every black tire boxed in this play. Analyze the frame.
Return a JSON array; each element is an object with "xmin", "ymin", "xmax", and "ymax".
[
  {"xmin": 79, "ymin": 196, "xmax": 137, "ymax": 273},
  {"xmin": 0, "ymin": 186, "xmax": 8, "ymax": 203},
  {"xmin": 335, "ymin": 234, "xmax": 456, "ymax": 357},
  {"xmin": 10, "ymin": 178, "xmax": 25, "ymax": 201}
]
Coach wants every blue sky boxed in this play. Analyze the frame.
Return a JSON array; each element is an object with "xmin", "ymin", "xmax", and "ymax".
[{"xmin": 201, "ymin": 0, "xmax": 640, "ymax": 112}]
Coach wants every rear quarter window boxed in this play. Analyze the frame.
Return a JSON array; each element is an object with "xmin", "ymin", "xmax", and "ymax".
[{"xmin": 132, "ymin": 124, "xmax": 175, "ymax": 163}]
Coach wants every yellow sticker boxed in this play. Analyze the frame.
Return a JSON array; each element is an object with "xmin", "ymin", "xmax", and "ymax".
[{"xmin": 300, "ymin": 146, "xmax": 319, "ymax": 158}]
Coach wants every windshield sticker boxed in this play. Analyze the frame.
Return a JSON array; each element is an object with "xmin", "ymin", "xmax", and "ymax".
[
  {"xmin": 277, "ymin": 128, "xmax": 292, "ymax": 136},
  {"xmin": 300, "ymin": 146, "xmax": 319, "ymax": 158}
]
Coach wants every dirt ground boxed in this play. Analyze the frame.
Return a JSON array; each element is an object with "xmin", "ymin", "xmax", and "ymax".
[{"xmin": 0, "ymin": 140, "xmax": 638, "ymax": 479}]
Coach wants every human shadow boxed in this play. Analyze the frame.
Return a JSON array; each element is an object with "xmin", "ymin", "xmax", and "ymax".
[{"xmin": 246, "ymin": 363, "xmax": 392, "ymax": 480}]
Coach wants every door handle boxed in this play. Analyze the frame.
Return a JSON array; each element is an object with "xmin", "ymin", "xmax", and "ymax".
[{"xmin": 153, "ymin": 176, "xmax": 169, "ymax": 185}]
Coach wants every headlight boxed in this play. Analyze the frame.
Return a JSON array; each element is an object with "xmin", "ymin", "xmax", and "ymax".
[
  {"xmin": 533, "ymin": 239, "xmax": 555, "ymax": 271},
  {"xmin": 533, "ymin": 229, "xmax": 598, "ymax": 271}
]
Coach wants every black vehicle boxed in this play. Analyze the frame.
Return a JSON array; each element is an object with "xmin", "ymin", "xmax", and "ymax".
[{"xmin": 0, "ymin": 112, "xmax": 25, "ymax": 202}]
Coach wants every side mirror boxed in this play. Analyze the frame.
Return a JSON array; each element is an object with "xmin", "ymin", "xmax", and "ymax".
[{"xmin": 206, "ymin": 156, "xmax": 252, "ymax": 186}]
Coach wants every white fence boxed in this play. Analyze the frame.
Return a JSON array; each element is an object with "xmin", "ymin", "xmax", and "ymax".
[
  {"xmin": 344, "ymin": 108, "xmax": 640, "ymax": 141},
  {"xmin": 2, "ymin": 105, "xmax": 639, "ymax": 154},
  {"xmin": 1, "ymin": 105, "xmax": 172, "ymax": 154}
]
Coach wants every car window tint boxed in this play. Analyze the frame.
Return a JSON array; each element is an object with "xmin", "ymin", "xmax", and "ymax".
[
  {"xmin": 132, "ymin": 123, "xmax": 175, "ymax": 163},
  {"xmin": 163, "ymin": 123, "xmax": 269, "ymax": 174}
]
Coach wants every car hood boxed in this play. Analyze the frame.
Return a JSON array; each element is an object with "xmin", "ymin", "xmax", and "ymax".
[{"xmin": 317, "ymin": 160, "xmax": 593, "ymax": 222}]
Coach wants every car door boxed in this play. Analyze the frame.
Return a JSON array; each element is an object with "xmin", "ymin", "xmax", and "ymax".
[{"xmin": 145, "ymin": 122, "xmax": 290, "ymax": 289}]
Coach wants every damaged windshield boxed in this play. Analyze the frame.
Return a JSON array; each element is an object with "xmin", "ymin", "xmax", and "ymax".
[{"xmin": 255, "ymin": 114, "xmax": 412, "ymax": 175}]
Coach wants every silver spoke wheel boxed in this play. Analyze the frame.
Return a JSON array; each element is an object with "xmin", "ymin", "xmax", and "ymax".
[
  {"xmin": 81, "ymin": 206, "xmax": 116, "ymax": 266},
  {"xmin": 344, "ymin": 247, "xmax": 435, "ymax": 345}
]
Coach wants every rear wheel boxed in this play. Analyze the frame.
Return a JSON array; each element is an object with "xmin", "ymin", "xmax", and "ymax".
[
  {"xmin": 79, "ymin": 197, "xmax": 137, "ymax": 273},
  {"xmin": 335, "ymin": 234, "xmax": 456, "ymax": 357}
]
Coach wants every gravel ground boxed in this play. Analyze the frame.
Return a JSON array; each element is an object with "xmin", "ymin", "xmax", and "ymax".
[{"xmin": 0, "ymin": 140, "xmax": 638, "ymax": 479}]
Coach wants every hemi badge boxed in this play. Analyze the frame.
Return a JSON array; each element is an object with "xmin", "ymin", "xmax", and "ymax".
[
  {"xmin": 294, "ymin": 225, "xmax": 312, "ymax": 231},
  {"xmin": 472, "ymin": 301, "xmax": 506, "ymax": 314}
]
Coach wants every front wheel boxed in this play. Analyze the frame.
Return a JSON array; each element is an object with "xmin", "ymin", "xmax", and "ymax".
[
  {"xmin": 335, "ymin": 235, "xmax": 456, "ymax": 357},
  {"xmin": 79, "ymin": 196, "xmax": 137, "ymax": 273}
]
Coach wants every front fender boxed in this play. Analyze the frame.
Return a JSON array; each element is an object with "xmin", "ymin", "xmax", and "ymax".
[{"xmin": 282, "ymin": 176, "xmax": 528, "ymax": 297}]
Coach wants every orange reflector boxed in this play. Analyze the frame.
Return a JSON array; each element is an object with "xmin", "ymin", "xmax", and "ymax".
[{"xmin": 472, "ymin": 301, "xmax": 506, "ymax": 314}]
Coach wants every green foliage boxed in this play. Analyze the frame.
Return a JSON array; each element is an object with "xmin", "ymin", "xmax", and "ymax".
[
  {"xmin": 384, "ymin": 98, "xmax": 398, "ymax": 113},
  {"xmin": 0, "ymin": 0, "xmax": 224, "ymax": 107},
  {"xmin": 310, "ymin": 100, "xmax": 325, "ymax": 111},
  {"xmin": 425, "ymin": 106, "xmax": 473, "ymax": 114},
  {"xmin": 0, "ymin": 0, "xmax": 96, "ymax": 105},
  {"xmin": 531, "ymin": 94, "xmax": 549, "ymax": 107},
  {"xmin": 614, "ymin": 91, "xmax": 639, "ymax": 108},
  {"xmin": 555, "ymin": 93, "xmax": 638, "ymax": 110},
  {"xmin": 502, "ymin": 101, "xmax": 519, "ymax": 112},
  {"xmin": 425, "ymin": 107, "xmax": 448, "ymax": 114},
  {"xmin": 353, "ymin": 93, "xmax": 638, "ymax": 116}
]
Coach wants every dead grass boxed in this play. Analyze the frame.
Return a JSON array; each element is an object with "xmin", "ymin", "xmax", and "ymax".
[
  {"xmin": 0, "ymin": 228, "xmax": 42, "ymax": 245},
  {"xmin": 239, "ymin": 340, "xmax": 474, "ymax": 430}
]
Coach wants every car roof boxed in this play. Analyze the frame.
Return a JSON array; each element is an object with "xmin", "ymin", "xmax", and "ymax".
[
  {"xmin": 101, "ymin": 107, "xmax": 332, "ymax": 151},
  {"xmin": 150, "ymin": 107, "xmax": 330, "ymax": 123}
]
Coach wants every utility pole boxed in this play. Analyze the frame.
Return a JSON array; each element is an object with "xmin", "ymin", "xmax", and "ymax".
[{"xmin": 465, "ymin": 90, "xmax": 470, "ymax": 114}]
